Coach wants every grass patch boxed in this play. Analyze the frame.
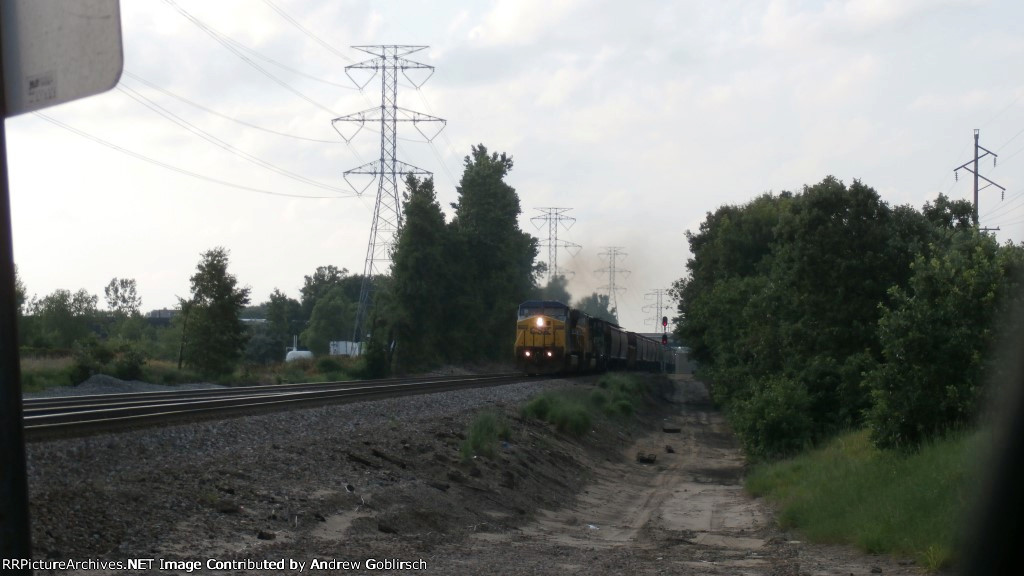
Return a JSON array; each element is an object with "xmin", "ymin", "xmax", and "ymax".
[
  {"xmin": 20, "ymin": 356, "xmax": 75, "ymax": 392},
  {"xmin": 746, "ymin": 429, "xmax": 985, "ymax": 571},
  {"xmin": 460, "ymin": 412, "xmax": 511, "ymax": 461},
  {"xmin": 522, "ymin": 373, "xmax": 651, "ymax": 436}
]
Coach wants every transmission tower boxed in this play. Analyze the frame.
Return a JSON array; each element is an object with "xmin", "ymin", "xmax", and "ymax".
[
  {"xmin": 643, "ymin": 289, "xmax": 668, "ymax": 329},
  {"xmin": 595, "ymin": 247, "xmax": 629, "ymax": 319},
  {"xmin": 332, "ymin": 45, "xmax": 445, "ymax": 345},
  {"xmin": 954, "ymin": 128, "xmax": 1004, "ymax": 229},
  {"xmin": 531, "ymin": 207, "xmax": 581, "ymax": 281}
]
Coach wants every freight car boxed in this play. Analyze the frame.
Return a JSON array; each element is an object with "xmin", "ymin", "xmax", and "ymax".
[{"xmin": 515, "ymin": 300, "xmax": 669, "ymax": 375}]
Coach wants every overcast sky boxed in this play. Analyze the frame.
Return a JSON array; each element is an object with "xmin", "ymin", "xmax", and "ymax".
[{"xmin": 7, "ymin": 0, "xmax": 1024, "ymax": 332}]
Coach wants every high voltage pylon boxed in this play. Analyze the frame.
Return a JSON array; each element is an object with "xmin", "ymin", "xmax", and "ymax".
[
  {"xmin": 642, "ymin": 288, "xmax": 668, "ymax": 329},
  {"xmin": 596, "ymin": 247, "xmax": 629, "ymax": 320},
  {"xmin": 531, "ymin": 207, "xmax": 581, "ymax": 281},
  {"xmin": 332, "ymin": 45, "xmax": 445, "ymax": 346},
  {"xmin": 954, "ymin": 128, "xmax": 1005, "ymax": 229}
]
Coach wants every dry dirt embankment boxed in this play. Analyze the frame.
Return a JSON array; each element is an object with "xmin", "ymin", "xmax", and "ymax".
[{"xmin": 27, "ymin": 375, "xmax": 921, "ymax": 575}]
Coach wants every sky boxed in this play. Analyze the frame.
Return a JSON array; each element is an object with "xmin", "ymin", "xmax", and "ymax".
[{"xmin": 6, "ymin": 0, "xmax": 1024, "ymax": 333}]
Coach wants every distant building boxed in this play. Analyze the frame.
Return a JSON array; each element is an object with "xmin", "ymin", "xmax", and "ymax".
[{"xmin": 146, "ymin": 308, "xmax": 178, "ymax": 327}]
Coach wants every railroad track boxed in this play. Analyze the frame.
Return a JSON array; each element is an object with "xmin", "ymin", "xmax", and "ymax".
[{"xmin": 23, "ymin": 373, "xmax": 538, "ymax": 440}]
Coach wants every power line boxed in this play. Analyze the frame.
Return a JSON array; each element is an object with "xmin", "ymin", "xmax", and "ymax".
[
  {"xmin": 123, "ymin": 71, "xmax": 339, "ymax": 143},
  {"xmin": 116, "ymin": 83, "xmax": 349, "ymax": 194},
  {"xmin": 34, "ymin": 112, "xmax": 350, "ymax": 199},
  {"xmin": 261, "ymin": 0, "xmax": 354, "ymax": 63},
  {"xmin": 162, "ymin": 0, "xmax": 339, "ymax": 116}
]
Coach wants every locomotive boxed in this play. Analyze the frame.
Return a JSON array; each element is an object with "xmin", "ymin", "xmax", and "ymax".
[{"xmin": 514, "ymin": 300, "xmax": 668, "ymax": 375}]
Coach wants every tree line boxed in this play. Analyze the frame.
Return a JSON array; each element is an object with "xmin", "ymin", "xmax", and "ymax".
[
  {"xmin": 18, "ymin": 143, "xmax": 572, "ymax": 381},
  {"xmin": 673, "ymin": 176, "xmax": 1024, "ymax": 455}
]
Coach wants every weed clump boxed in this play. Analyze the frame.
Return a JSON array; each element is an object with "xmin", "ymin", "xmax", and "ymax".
[{"xmin": 460, "ymin": 412, "xmax": 510, "ymax": 461}]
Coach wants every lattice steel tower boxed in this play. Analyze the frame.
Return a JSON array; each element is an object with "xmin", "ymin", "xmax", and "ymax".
[
  {"xmin": 333, "ymin": 45, "xmax": 445, "ymax": 345},
  {"xmin": 596, "ymin": 247, "xmax": 629, "ymax": 318},
  {"xmin": 643, "ymin": 288, "xmax": 668, "ymax": 328},
  {"xmin": 531, "ymin": 207, "xmax": 581, "ymax": 281}
]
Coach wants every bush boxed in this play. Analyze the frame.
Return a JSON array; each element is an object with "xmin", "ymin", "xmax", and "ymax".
[
  {"xmin": 865, "ymin": 232, "xmax": 1018, "ymax": 449},
  {"xmin": 316, "ymin": 356, "xmax": 343, "ymax": 373},
  {"xmin": 460, "ymin": 412, "xmax": 510, "ymax": 461},
  {"xmin": 730, "ymin": 375, "xmax": 813, "ymax": 458}
]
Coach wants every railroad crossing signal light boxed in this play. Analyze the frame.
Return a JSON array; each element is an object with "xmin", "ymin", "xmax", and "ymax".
[
  {"xmin": 662, "ymin": 316, "xmax": 668, "ymax": 328},
  {"xmin": 661, "ymin": 333, "xmax": 668, "ymax": 345}
]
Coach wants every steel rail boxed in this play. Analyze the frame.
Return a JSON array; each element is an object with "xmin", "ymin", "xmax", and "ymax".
[
  {"xmin": 23, "ymin": 372, "xmax": 521, "ymax": 413},
  {"xmin": 24, "ymin": 373, "xmax": 539, "ymax": 440}
]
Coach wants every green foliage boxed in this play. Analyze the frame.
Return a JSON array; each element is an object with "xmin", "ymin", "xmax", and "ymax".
[
  {"xmin": 575, "ymin": 292, "xmax": 618, "ymax": 324},
  {"xmin": 244, "ymin": 324, "xmax": 284, "ymax": 365},
  {"xmin": 104, "ymin": 277, "xmax": 142, "ymax": 316},
  {"xmin": 460, "ymin": 412, "xmax": 511, "ymax": 461},
  {"xmin": 522, "ymin": 392, "xmax": 592, "ymax": 436},
  {"xmin": 672, "ymin": 177, "xmax": 1005, "ymax": 455},
  {"xmin": 865, "ymin": 231, "xmax": 1022, "ymax": 448},
  {"xmin": 301, "ymin": 285, "xmax": 356, "ymax": 355},
  {"xmin": 70, "ymin": 337, "xmax": 146, "ymax": 383},
  {"xmin": 24, "ymin": 288, "xmax": 99, "ymax": 349},
  {"xmin": 19, "ymin": 356, "xmax": 75, "ymax": 392},
  {"xmin": 447, "ymin": 145, "xmax": 539, "ymax": 361},
  {"xmin": 265, "ymin": 288, "xmax": 303, "ymax": 348},
  {"xmin": 522, "ymin": 376, "xmax": 651, "ymax": 436},
  {"xmin": 746, "ymin": 429, "xmax": 983, "ymax": 571},
  {"xmin": 389, "ymin": 175, "xmax": 449, "ymax": 371},
  {"xmin": 182, "ymin": 247, "xmax": 251, "ymax": 377},
  {"xmin": 316, "ymin": 356, "xmax": 343, "ymax": 373},
  {"xmin": 730, "ymin": 376, "xmax": 814, "ymax": 458},
  {"xmin": 360, "ymin": 337, "xmax": 390, "ymax": 379}
]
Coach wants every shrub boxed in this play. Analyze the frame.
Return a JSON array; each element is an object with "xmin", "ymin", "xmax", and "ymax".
[
  {"xmin": 730, "ymin": 375, "xmax": 813, "ymax": 458},
  {"xmin": 316, "ymin": 356, "xmax": 343, "ymax": 374},
  {"xmin": 460, "ymin": 412, "xmax": 510, "ymax": 461}
]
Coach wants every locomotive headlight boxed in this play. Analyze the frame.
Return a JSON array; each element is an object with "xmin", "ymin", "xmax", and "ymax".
[{"xmin": 536, "ymin": 317, "xmax": 544, "ymax": 327}]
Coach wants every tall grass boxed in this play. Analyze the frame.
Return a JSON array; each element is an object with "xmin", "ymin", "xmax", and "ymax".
[
  {"xmin": 521, "ymin": 373, "xmax": 650, "ymax": 436},
  {"xmin": 20, "ymin": 356, "xmax": 75, "ymax": 392},
  {"xmin": 460, "ymin": 412, "xmax": 511, "ymax": 461},
  {"xmin": 746, "ymin": 429, "xmax": 985, "ymax": 571}
]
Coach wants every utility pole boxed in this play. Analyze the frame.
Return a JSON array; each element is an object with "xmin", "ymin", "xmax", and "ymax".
[
  {"xmin": 531, "ymin": 207, "xmax": 581, "ymax": 282},
  {"xmin": 333, "ymin": 45, "xmax": 445, "ymax": 347},
  {"xmin": 954, "ymin": 129, "xmax": 1005, "ymax": 227},
  {"xmin": 596, "ymin": 247, "xmax": 629, "ymax": 321},
  {"xmin": 643, "ymin": 288, "xmax": 668, "ymax": 329}
]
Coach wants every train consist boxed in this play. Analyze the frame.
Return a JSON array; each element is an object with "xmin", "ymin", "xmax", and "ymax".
[{"xmin": 514, "ymin": 300, "xmax": 672, "ymax": 374}]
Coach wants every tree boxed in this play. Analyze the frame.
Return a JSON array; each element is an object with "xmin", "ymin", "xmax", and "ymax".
[
  {"xmin": 104, "ymin": 277, "xmax": 142, "ymax": 316},
  {"xmin": 865, "ymin": 232, "xmax": 1023, "ymax": 448},
  {"xmin": 265, "ymin": 288, "xmax": 304, "ymax": 348},
  {"xmin": 575, "ymin": 292, "xmax": 618, "ymax": 324},
  {"xmin": 300, "ymin": 265, "xmax": 348, "ymax": 321},
  {"xmin": 389, "ymin": 175, "xmax": 449, "ymax": 370},
  {"xmin": 183, "ymin": 247, "xmax": 251, "ymax": 376},
  {"xmin": 301, "ymin": 285, "xmax": 356, "ymax": 355},
  {"xmin": 448, "ymin": 144, "xmax": 539, "ymax": 360},
  {"xmin": 14, "ymin": 264, "xmax": 26, "ymax": 317},
  {"xmin": 28, "ymin": 288, "xmax": 98, "ymax": 349}
]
